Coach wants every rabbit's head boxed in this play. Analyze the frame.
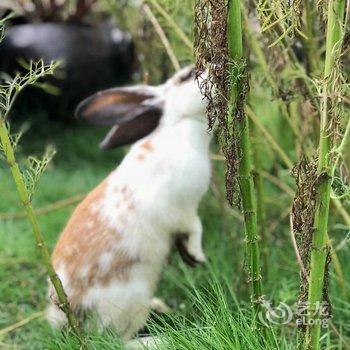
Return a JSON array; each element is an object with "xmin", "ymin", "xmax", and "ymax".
[
  {"xmin": 75, "ymin": 66, "xmax": 207, "ymax": 150},
  {"xmin": 162, "ymin": 66, "xmax": 207, "ymax": 124}
]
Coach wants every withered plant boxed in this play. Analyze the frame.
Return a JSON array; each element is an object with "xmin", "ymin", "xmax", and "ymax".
[
  {"xmin": 304, "ymin": 1, "xmax": 347, "ymax": 348},
  {"xmin": 195, "ymin": 0, "xmax": 349, "ymax": 348},
  {"xmin": 195, "ymin": 0, "xmax": 264, "ymax": 319},
  {"xmin": 250, "ymin": 0, "xmax": 349, "ymax": 349}
]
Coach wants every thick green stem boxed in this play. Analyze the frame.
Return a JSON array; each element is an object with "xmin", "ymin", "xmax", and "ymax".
[
  {"xmin": 251, "ymin": 122, "xmax": 268, "ymax": 276},
  {"xmin": 238, "ymin": 119, "xmax": 263, "ymax": 307},
  {"xmin": 247, "ymin": 106, "xmax": 348, "ymax": 298},
  {"xmin": 228, "ymin": 0, "xmax": 263, "ymax": 313},
  {"xmin": 306, "ymin": 1, "xmax": 346, "ymax": 349},
  {"xmin": 0, "ymin": 117, "xmax": 83, "ymax": 341}
]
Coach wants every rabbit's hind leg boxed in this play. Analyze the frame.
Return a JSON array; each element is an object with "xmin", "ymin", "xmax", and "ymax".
[
  {"xmin": 150, "ymin": 297, "xmax": 171, "ymax": 314},
  {"xmin": 86, "ymin": 282, "xmax": 151, "ymax": 340}
]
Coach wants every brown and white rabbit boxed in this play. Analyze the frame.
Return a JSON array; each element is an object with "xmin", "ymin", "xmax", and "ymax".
[{"xmin": 46, "ymin": 66, "xmax": 212, "ymax": 340}]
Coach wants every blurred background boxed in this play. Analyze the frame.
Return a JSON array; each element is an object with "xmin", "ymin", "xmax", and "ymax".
[
  {"xmin": 0, "ymin": 0, "xmax": 194, "ymax": 121},
  {"xmin": 0, "ymin": 0, "xmax": 196, "ymax": 186}
]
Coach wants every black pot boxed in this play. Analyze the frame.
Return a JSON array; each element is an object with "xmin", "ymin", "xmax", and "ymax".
[{"xmin": 0, "ymin": 22, "xmax": 135, "ymax": 120}]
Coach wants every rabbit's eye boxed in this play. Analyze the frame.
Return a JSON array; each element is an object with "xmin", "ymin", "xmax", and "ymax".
[{"xmin": 178, "ymin": 68, "xmax": 196, "ymax": 84}]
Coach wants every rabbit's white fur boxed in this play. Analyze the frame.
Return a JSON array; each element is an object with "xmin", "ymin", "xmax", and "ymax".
[{"xmin": 47, "ymin": 67, "xmax": 211, "ymax": 339}]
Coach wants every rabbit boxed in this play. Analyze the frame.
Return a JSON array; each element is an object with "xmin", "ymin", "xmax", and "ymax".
[{"xmin": 46, "ymin": 66, "xmax": 212, "ymax": 340}]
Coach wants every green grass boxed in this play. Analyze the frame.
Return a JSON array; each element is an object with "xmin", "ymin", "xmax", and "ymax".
[{"xmin": 0, "ymin": 113, "xmax": 349, "ymax": 349}]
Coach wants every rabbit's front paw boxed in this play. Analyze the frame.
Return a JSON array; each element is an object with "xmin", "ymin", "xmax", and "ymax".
[
  {"xmin": 176, "ymin": 234, "xmax": 206, "ymax": 267},
  {"xmin": 150, "ymin": 297, "xmax": 171, "ymax": 314}
]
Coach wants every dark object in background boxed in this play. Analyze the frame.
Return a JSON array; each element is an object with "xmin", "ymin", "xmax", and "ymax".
[{"xmin": 0, "ymin": 22, "xmax": 135, "ymax": 121}]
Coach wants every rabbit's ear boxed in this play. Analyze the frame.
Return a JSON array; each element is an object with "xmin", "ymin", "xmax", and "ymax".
[
  {"xmin": 75, "ymin": 86, "xmax": 161, "ymax": 126},
  {"xmin": 75, "ymin": 86, "xmax": 163, "ymax": 149},
  {"xmin": 100, "ymin": 105, "xmax": 161, "ymax": 150}
]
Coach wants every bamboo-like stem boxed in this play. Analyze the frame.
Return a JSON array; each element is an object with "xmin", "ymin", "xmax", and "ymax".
[
  {"xmin": 247, "ymin": 106, "xmax": 348, "ymax": 297},
  {"xmin": 251, "ymin": 121, "xmax": 269, "ymax": 276},
  {"xmin": 0, "ymin": 117, "xmax": 83, "ymax": 342},
  {"xmin": 306, "ymin": 1, "xmax": 346, "ymax": 348},
  {"xmin": 228, "ymin": 0, "xmax": 263, "ymax": 314}
]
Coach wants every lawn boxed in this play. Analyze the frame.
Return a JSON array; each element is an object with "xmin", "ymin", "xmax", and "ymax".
[{"xmin": 0, "ymin": 110, "xmax": 349, "ymax": 349}]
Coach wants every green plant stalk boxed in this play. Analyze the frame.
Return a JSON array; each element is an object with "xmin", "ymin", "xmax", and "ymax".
[
  {"xmin": 247, "ymin": 106, "xmax": 348, "ymax": 297},
  {"xmin": 228, "ymin": 0, "xmax": 263, "ymax": 313},
  {"xmin": 251, "ymin": 121, "xmax": 269, "ymax": 276},
  {"xmin": 0, "ymin": 116, "xmax": 83, "ymax": 341},
  {"xmin": 306, "ymin": 1, "xmax": 346, "ymax": 348},
  {"xmin": 237, "ymin": 119, "xmax": 263, "ymax": 309}
]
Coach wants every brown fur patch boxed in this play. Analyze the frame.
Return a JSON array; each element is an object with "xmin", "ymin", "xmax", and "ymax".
[
  {"xmin": 120, "ymin": 185, "xmax": 133, "ymax": 199},
  {"xmin": 140, "ymin": 140, "xmax": 154, "ymax": 152},
  {"xmin": 52, "ymin": 176, "xmax": 136, "ymax": 309},
  {"xmin": 137, "ymin": 154, "xmax": 146, "ymax": 161}
]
